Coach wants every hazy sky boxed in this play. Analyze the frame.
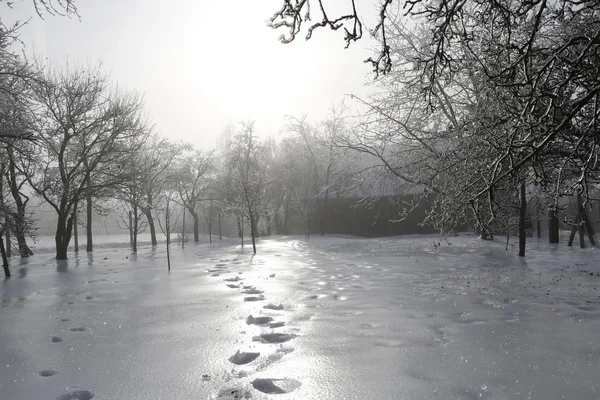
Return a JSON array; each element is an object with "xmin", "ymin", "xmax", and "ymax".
[{"xmin": 8, "ymin": 0, "xmax": 379, "ymax": 149}]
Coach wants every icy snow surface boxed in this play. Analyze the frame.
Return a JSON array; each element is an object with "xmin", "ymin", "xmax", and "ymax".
[{"xmin": 1, "ymin": 234, "xmax": 599, "ymax": 399}]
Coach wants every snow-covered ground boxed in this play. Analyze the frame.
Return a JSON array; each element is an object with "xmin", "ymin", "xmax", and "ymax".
[
  {"xmin": 1, "ymin": 234, "xmax": 599, "ymax": 400},
  {"xmin": 25, "ymin": 233, "xmax": 173, "ymax": 254}
]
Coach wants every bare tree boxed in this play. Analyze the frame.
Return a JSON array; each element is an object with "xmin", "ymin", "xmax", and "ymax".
[
  {"xmin": 21, "ymin": 64, "xmax": 146, "ymax": 259},
  {"xmin": 0, "ymin": 91, "xmax": 38, "ymax": 257},
  {"xmin": 225, "ymin": 122, "xmax": 270, "ymax": 254},
  {"xmin": 157, "ymin": 187, "xmax": 183, "ymax": 271},
  {"xmin": 174, "ymin": 148, "xmax": 214, "ymax": 243},
  {"xmin": 3, "ymin": 143, "xmax": 35, "ymax": 256},
  {"xmin": 116, "ymin": 134, "xmax": 182, "ymax": 250},
  {"xmin": 0, "ymin": 162, "xmax": 12, "ymax": 276},
  {"xmin": 268, "ymin": 0, "xmax": 393, "ymax": 75},
  {"xmin": 140, "ymin": 136, "xmax": 184, "ymax": 247},
  {"xmin": 4, "ymin": 0, "xmax": 79, "ymax": 18}
]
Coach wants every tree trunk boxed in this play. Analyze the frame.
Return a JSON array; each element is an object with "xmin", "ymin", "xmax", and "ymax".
[
  {"xmin": 131, "ymin": 206, "xmax": 140, "ymax": 253},
  {"xmin": 166, "ymin": 201, "xmax": 171, "ymax": 271},
  {"xmin": 0, "ymin": 168, "xmax": 10, "ymax": 265},
  {"xmin": 576, "ymin": 192, "xmax": 586, "ymax": 249},
  {"xmin": 283, "ymin": 204, "xmax": 290, "ymax": 235},
  {"xmin": 182, "ymin": 208, "xmax": 186, "ymax": 249},
  {"xmin": 143, "ymin": 208, "xmax": 158, "ymax": 246},
  {"xmin": 581, "ymin": 202, "xmax": 596, "ymax": 247},
  {"xmin": 237, "ymin": 213, "xmax": 244, "ymax": 247},
  {"xmin": 0, "ymin": 232, "xmax": 9, "ymax": 278},
  {"xmin": 321, "ymin": 164, "xmax": 331, "ymax": 235},
  {"xmin": 548, "ymin": 208, "xmax": 559, "ymax": 244},
  {"xmin": 208, "ymin": 215, "xmax": 212, "ymax": 244},
  {"xmin": 535, "ymin": 194, "xmax": 541, "ymax": 239},
  {"xmin": 4, "ymin": 215, "xmax": 9, "ymax": 258},
  {"xmin": 133, "ymin": 209, "xmax": 138, "ymax": 253},
  {"xmin": 192, "ymin": 211, "xmax": 199, "ymax": 243},
  {"xmin": 145, "ymin": 194, "xmax": 158, "ymax": 246},
  {"xmin": 218, "ymin": 213, "xmax": 222, "ymax": 240},
  {"xmin": 518, "ymin": 182, "xmax": 526, "ymax": 257},
  {"xmin": 568, "ymin": 225, "xmax": 577, "ymax": 247},
  {"xmin": 252, "ymin": 215, "xmax": 260, "ymax": 238},
  {"xmin": 7, "ymin": 154, "xmax": 33, "ymax": 257},
  {"xmin": 249, "ymin": 210, "xmax": 257, "ymax": 254},
  {"xmin": 129, "ymin": 210, "xmax": 134, "ymax": 252},
  {"xmin": 265, "ymin": 209, "xmax": 272, "ymax": 236},
  {"xmin": 55, "ymin": 213, "xmax": 74, "ymax": 260},
  {"xmin": 73, "ymin": 205, "xmax": 78, "ymax": 253},
  {"xmin": 86, "ymin": 194, "xmax": 93, "ymax": 252},
  {"xmin": 274, "ymin": 211, "xmax": 281, "ymax": 235}
]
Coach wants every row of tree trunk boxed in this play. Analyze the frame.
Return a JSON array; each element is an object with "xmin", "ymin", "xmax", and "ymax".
[{"xmin": 517, "ymin": 189, "xmax": 596, "ymax": 257}]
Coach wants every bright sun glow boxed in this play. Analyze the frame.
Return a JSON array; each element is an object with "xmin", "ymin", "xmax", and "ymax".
[{"xmin": 12, "ymin": 0, "xmax": 375, "ymax": 149}]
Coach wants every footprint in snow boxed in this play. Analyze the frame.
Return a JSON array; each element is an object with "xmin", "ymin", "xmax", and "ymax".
[
  {"xmin": 252, "ymin": 378, "xmax": 301, "ymax": 394},
  {"xmin": 216, "ymin": 263, "xmax": 227, "ymax": 267},
  {"xmin": 224, "ymin": 277, "xmax": 242, "ymax": 282},
  {"xmin": 60, "ymin": 318, "xmax": 71, "ymax": 322},
  {"xmin": 229, "ymin": 350, "xmax": 260, "ymax": 365},
  {"xmin": 244, "ymin": 295, "xmax": 266, "ymax": 302},
  {"xmin": 246, "ymin": 315, "xmax": 274, "ymax": 325},
  {"xmin": 269, "ymin": 274, "xmax": 275, "ymax": 278},
  {"xmin": 69, "ymin": 327, "xmax": 86, "ymax": 332},
  {"xmin": 85, "ymin": 296, "xmax": 93, "ymax": 300},
  {"xmin": 51, "ymin": 336, "xmax": 63, "ymax": 343},
  {"xmin": 39, "ymin": 369, "xmax": 58, "ymax": 377},
  {"xmin": 263, "ymin": 303, "xmax": 284, "ymax": 310},
  {"xmin": 242, "ymin": 288, "xmax": 263, "ymax": 295},
  {"xmin": 268, "ymin": 321, "xmax": 286, "ymax": 328},
  {"xmin": 253, "ymin": 333, "xmax": 296, "ymax": 343},
  {"xmin": 266, "ymin": 346, "xmax": 295, "ymax": 363},
  {"xmin": 214, "ymin": 387, "xmax": 250, "ymax": 400},
  {"xmin": 226, "ymin": 284, "xmax": 240, "ymax": 289},
  {"xmin": 576, "ymin": 306, "xmax": 596, "ymax": 312},
  {"xmin": 55, "ymin": 390, "xmax": 94, "ymax": 400}
]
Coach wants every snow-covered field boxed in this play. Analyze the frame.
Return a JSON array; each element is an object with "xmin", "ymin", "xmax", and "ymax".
[
  {"xmin": 25, "ymin": 233, "xmax": 170, "ymax": 254},
  {"xmin": 1, "ymin": 234, "xmax": 599, "ymax": 400}
]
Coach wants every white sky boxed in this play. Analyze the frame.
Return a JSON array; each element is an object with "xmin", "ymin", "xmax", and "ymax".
[{"xmin": 8, "ymin": 0, "xmax": 379, "ymax": 149}]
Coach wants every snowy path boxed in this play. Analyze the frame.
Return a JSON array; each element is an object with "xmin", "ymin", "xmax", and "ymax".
[{"xmin": 1, "ymin": 235, "xmax": 599, "ymax": 399}]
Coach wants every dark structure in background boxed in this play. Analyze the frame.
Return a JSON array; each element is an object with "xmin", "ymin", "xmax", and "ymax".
[{"xmin": 288, "ymin": 195, "xmax": 440, "ymax": 238}]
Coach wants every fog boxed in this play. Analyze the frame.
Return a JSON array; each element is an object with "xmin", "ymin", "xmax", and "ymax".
[{"xmin": 1, "ymin": 1, "xmax": 599, "ymax": 399}]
